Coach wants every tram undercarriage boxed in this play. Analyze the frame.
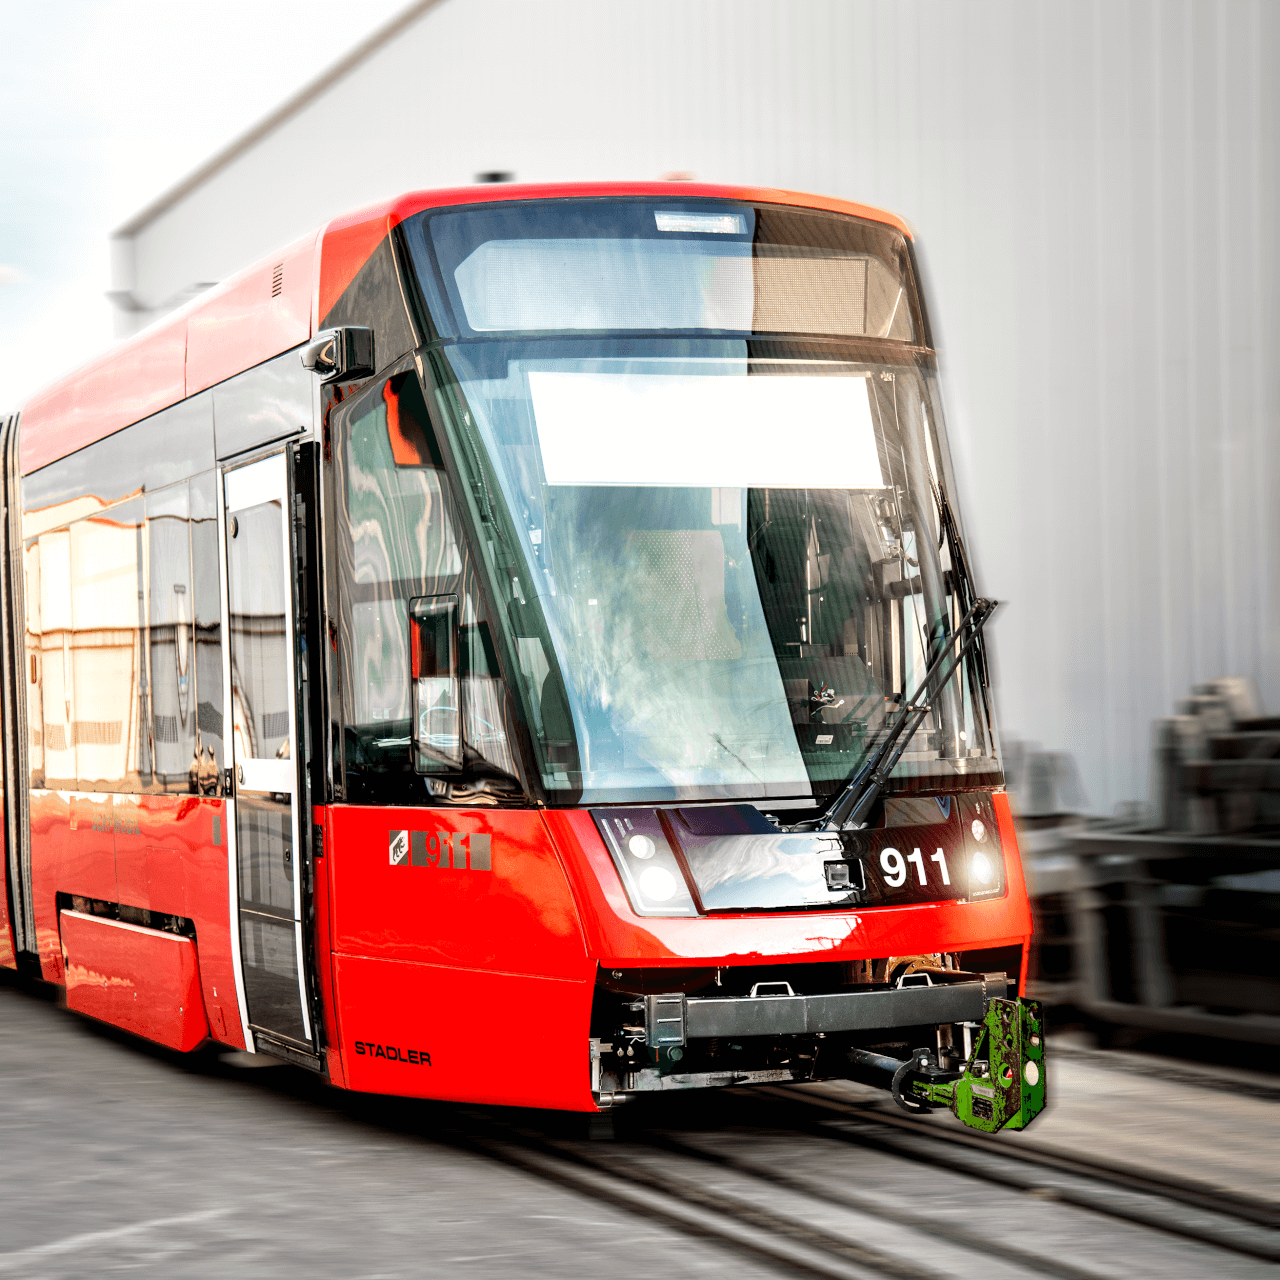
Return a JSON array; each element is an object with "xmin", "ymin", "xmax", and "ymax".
[{"xmin": 591, "ymin": 958, "xmax": 1045, "ymax": 1133}]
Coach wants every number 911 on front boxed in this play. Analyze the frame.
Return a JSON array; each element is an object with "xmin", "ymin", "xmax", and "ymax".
[{"xmin": 854, "ymin": 808, "xmax": 1007, "ymax": 905}]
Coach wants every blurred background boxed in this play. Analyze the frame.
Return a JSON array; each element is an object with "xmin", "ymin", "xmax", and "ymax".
[
  {"xmin": 6, "ymin": 0, "xmax": 1276, "ymax": 819},
  {"xmin": 4, "ymin": 0, "xmax": 1277, "ymax": 1049}
]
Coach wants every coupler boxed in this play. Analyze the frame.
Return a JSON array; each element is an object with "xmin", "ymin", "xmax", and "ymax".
[{"xmin": 849, "ymin": 997, "xmax": 1046, "ymax": 1133}]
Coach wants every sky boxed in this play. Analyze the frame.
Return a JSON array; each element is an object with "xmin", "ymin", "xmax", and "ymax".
[{"xmin": 0, "ymin": 0, "xmax": 409, "ymax": 412}]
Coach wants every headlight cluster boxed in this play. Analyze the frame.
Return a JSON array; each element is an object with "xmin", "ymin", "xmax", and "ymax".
[
  {"xmin": 964, "ymin": 809, "xmax": 1005, "ymax": 900},
  {"xmin": 594, "ymin": 811, "xmax": 698, "ymax": 916}
]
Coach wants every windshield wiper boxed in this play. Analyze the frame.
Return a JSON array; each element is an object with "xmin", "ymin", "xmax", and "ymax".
[{"xmin": 788, "ymin": 598, "xmax": 998, "ymax": 833}]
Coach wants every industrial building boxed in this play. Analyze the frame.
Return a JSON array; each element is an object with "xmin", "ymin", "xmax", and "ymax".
[{"xmin": 105, "ymin": 0, "xmax": 1280, "ymax": 816}]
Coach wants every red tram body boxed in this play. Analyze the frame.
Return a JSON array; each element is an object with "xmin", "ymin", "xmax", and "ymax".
[{"xmin": 0, "ymin": 183, "xmax": 1042, "ymax": 1129}]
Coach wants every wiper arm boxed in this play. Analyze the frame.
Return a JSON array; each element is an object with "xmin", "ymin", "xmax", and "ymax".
[{"xmin": 788, "ymin": 598, "xmax": 998, "ymax": 833}]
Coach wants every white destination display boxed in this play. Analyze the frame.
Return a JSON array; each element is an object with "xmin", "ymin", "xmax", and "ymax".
[{"xmin": 528, "ymin": 371, "xmax": 885, "ymax": 489}]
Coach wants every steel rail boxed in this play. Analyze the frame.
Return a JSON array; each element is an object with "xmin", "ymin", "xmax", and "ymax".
[
  {"xmin": 642, "ymin": 1130, "xmax": 1111, "ymax": 1280},
  {"xmin": 451, "ymin": 1118, "xmax": 949, "ymax": 1280},
  {"xmin": 1047, "ymin": 1041, "xmax": 1280, "ymax": 1106},
  {"xmin": 780, "ymin": 1087, "xmax": 1280, "ymax": 1228},
  {"xmin": 755, "ymin": 1087, "xmax": 1280, "ymax": 1262}
]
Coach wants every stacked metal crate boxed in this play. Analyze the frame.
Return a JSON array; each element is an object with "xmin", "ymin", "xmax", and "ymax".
[{"xmin": 1024, "ymin": 678, "xmax": 1280, "ymax": 1045}]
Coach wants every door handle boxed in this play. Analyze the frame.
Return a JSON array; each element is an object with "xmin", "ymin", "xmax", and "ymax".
[{"xmin": 223, "ymin": 766, "xmax": 235, "ymax": 794}]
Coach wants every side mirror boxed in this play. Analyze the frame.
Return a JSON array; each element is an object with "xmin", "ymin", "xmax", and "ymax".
[
  {"xmin": 301, "ymin": 327, "xmax": 375, "ymax": 384},
  {"xmin": 410, "ymin": 595, "xmax": 462, "ymax": 772}
]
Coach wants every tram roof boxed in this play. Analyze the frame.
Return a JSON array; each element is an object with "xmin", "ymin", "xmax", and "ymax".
[{"xmin": 18, "ymin": 182, "xmax": 912, "ymax": 476}]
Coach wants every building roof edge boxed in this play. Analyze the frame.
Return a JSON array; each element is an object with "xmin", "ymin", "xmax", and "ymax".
[{"xmin": 112, "ymin": 0, "xmax": 448, "ymax": 241}]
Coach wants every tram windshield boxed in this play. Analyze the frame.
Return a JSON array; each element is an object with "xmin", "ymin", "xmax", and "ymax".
[{"xmin": 347, "ymin": 197, "xmax": 998, "ymax": 807}]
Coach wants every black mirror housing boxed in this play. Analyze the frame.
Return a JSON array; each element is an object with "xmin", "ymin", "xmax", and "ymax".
[{"xmin": 301, "ymin": 327, "xmax": 375, "ymax": 384}]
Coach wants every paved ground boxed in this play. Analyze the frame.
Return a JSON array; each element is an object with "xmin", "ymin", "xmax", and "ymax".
[
  {"xmin": 900, "ymin": 1031, "xmax": 1280, "ymax": 1206},
  {"xmin": 1, "ymin": 972, "xmax": 1276, "ymax": 1278},
  {"xmin": 0, "ymin": 974, "xmax": 779, "ymax": 1279}
]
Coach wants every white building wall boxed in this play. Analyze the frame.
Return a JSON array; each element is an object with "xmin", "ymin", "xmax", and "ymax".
[{"xmin": 112, "ymin": 0, "xmax": 1280, "ymax": 815}]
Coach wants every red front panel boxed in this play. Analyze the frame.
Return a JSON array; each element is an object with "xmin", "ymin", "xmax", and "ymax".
[
  {"xmin": 328, "ymin": 806, "xmax": 591, "ymax": 975},
  {"xmin": 539, "ymin": 793, "xmax": 1033, "ymax": 976},
  {"xmin": 326, "ymin": 805, "xmax": 594, "ymax": 1105},
  {"xmin": 323, "ymin": 794, "xmax": 1030, "ymax": 1108},
  {"xmin": 334, "ymin": 955, "xmax": 595, "ymax": 1110},
  {"xmin": 61, "ymin": 909, "xmax": 209, "ymax": 1051}
]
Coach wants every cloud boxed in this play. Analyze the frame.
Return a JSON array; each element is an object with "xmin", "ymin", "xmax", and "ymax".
[{"xmin": 0, "ymin": 265, "xmax": 29, "ymax": 286}]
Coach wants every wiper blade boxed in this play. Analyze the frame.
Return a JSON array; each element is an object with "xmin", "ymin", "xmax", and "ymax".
[{"xmin": 789, "ymin": 598, "xmax": 998, "ymax": 833}]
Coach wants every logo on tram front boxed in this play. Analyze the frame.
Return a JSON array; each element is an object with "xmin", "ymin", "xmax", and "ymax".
[{"xmin": 389, "ymin": 829, "xmax": 491, "ymax": 871}]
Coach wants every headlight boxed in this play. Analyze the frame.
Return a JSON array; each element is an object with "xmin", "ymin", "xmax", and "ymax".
[
  {"xmin": 971, "ymin": 850, "xmax": 994, "ymax": 884},
  {"xmin": 628, "ymin": 833, "xmax": 656, "ymax": 859},
  {"xmin": 593, "ymin": 809, "xmax": 699, "ymax": 916},
  {"xmin": 638, "ymin": 866, "xmax": 678, "ymax": 901}
]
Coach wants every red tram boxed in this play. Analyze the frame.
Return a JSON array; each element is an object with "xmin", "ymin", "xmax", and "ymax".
[{"xmin": 0, "ymin": 183, "xmax": 1043, "ymax": 1131}]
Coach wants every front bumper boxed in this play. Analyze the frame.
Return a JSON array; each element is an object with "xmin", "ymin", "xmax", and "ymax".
[
  {"xmin": 642, "ymin": 975, "xmax": 1010, "ymax": 1045},
  {"xmin": 593, "ymin": 976, "xmax": 1046, "ymax": 1134}
]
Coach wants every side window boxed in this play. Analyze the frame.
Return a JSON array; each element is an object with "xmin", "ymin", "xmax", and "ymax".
[
  {"xmin": 36, "ymin": 529, "xmax": 71, "ymax": 787},
  {"xmin": 25, "ymin": 540, "xmax": 44, "ymax": 787},
  {"xmin": 191, "ymin": 472, "xmax": 224, "ymax": 789},
  {"xmin": 69, "ymin": 498, "xmax": 144, "ymax": 791},
  {"xmin": 336, "ymin": 373, "xmax": 460, "ymax": 764},
  {"xmin": 145, "ymin": 484, "xmax": 197, "ymax": 791},
  {"xmin": 20, "ymin": 408, "xmax": 222, "ymax": 796},
  {"xmin": 334, "ymin": 371, "xmax": 517, "ymax": 800}
]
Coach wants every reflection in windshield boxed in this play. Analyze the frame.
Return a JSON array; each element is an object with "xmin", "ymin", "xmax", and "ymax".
[{"xmin": 436, "ymin": 347, "xmax": 994, "ymax": 805}]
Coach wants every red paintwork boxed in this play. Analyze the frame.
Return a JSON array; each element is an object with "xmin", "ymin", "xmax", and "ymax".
[
  {"xmin": 317, "ymin": 180, "xmax": 914, "ymax": 326},
  {"xmin": 27, "ymin": 789, "xmax": 244, "ymax": 1048},
  {"xmin": 327, "ymin": 804, "xmax": 594, "ymax": 1104},
  {"xmin": 335, "ymin": 956, "xmax": 595, "ymax": 1109},
  {"xmin": 19, "ymin": 312, "xmax": 187, "ymax": 475},
  {"xmin": 20, "ymin": 182, "xmax": 913, "ymax": 476},
  {"xmin": 113, "ymin": 793, "xmax": 245, "ymax": 1048},
  {"xmin": 318, "ymin": 797, "xmax": 1030, "ymax": 1107},
  {"xmin": 0, "ymin": 814, "xmax": 13, "ymax": 969},
  {"xmin": 18, "ymin": 234, "xmax": 314, "ymax": 476},
  {"xmin": 310, "ymin": 807, "xmax": 346, "ymax": 1087},
  {"xmin": 329, "ymin": 806, "xmax": 590, "ymax": 974},
  {"xmin": 61, "ymin": 909, "xmax": 208, "ymax": 1051},
  {"xmin": 539, "ymin": 805, "xmax": 1032, "ymax": 973},
  {"xmin": 186, "ymin": 231, "xmax": 316, "ymax": 396}
]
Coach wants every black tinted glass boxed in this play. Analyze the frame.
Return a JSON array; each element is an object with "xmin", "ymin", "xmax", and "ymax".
[{"xmin": 408, "ymin": 198, "xmax": 917, "ymax": 342}]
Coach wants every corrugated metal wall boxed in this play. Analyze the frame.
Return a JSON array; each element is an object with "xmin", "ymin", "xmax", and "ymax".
[{"xmin": 117, "ymin": 0, "xmax": 1280, "ymax": 813}]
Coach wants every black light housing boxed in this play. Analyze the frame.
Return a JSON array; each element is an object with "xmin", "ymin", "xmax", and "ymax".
[{"xmin": 301, "ymin": 326, "xmax": 375, "ymax": 384}]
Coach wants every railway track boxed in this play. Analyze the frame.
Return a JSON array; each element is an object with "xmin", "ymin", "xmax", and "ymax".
[
  {"xmin": 772, "ymin": 1087, "xmax": 1278, "ymax": 1258},
  {"xmin": 424, "ymin": 1082, "xmax": 1279, "ymax": 1280}
]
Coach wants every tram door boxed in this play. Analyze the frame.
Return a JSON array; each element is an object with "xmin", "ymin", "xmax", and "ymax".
[{"xmin": 223, "ymin": 454, "xmax": 313, "ymax": 1052}]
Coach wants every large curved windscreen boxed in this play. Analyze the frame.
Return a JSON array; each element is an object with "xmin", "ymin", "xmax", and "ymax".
[
  {"xmin": 432, "ymin": 344, "xmax": 996, "ymax": 806},
  {"xmin": 408, "ymin": 198, "xmax": 918, "ymax": 342}
]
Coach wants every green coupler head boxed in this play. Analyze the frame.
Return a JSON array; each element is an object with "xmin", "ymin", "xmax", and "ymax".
[{"xmin": 903, "ymin": 997, "xmax": 1047, "ymax": 1133}]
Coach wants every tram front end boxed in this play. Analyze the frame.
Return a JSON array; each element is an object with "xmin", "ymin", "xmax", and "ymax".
[{"xmin": 323, "ymin": 186, "xmax": 1043, "ymax": 1133}]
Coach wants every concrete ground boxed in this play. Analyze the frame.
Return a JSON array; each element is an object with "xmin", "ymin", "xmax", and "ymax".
[{"xmin": 1, "ymin": 974, "xmax": 1275, "ymax": 1278}]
